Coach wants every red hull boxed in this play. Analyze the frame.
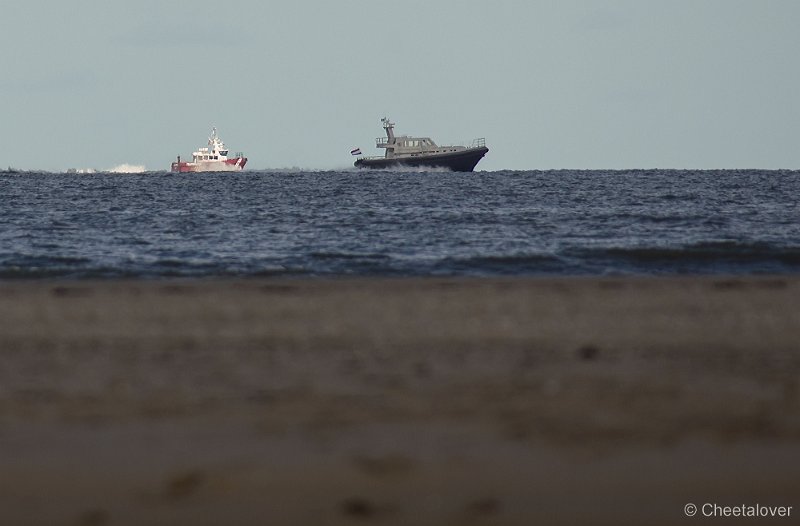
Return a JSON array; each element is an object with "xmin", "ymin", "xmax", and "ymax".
[{"xmin": 170, "ymin": 157, "xmax": 247, "ymax": 173}]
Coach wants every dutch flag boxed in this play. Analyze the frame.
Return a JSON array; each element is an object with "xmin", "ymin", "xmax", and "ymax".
[{"xmin": 350, "ymin": 147, "xmax": 362, "ymax": 156}]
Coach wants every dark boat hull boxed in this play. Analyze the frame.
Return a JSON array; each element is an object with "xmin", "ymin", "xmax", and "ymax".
[{"xmin": 354, "ymin": 147, "xmax": 488, "ymax": 172}]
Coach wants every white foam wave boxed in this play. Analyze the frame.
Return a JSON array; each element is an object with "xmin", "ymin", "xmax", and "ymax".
[
  {"xmin": 107, "ymin": 163, "xmax": 147, "ymax": 173},
  {"xmin": 386, "ymin": 165, "xmax": 452, "ymax": 173}
]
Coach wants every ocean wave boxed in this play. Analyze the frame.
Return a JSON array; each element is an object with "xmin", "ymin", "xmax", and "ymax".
[
  {"xmin": 0, "ymin": 264, "xmax": 129, "ymax": 279},
  {"xmin": 434, "ymin": 253, "xmax": 564, "ymax": 275},
  {"xmin": 1, "ymin": 254, "xmax": 91, "ymax": 266},
  {"xmin": 579, "ymin": 241, "xmax": 800, "ymax": 265},
  {"xmin": 447, "ymin": 253, "xmax": 561, "ymax": 264},
  {"xmin": 310, "ymin": 251, "xmax": 391, "ymax": 260}
]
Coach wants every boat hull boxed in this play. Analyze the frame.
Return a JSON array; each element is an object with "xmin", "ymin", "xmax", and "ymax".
[
  {"xmin": 170, "ymin": 157, "xmax": 247, "ymax": 173},
  {"xmin": 354, "ymin": 147, "xmax": 488, "ymax": 172}
]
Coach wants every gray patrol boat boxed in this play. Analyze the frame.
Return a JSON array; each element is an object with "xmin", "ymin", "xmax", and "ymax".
[{"xmin": 354, "ymin": 118, "xmax": 488, "ymax": 172}]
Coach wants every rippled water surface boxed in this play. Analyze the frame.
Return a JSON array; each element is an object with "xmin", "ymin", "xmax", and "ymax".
[{"xmin": 1, "ymin": 169, "xmax": 799, "ymax": 278}]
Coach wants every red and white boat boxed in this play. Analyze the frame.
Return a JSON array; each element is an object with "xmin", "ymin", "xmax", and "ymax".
[{"xmin": 170, "ymin": 127, "xmax": 247, "ymax": 172}]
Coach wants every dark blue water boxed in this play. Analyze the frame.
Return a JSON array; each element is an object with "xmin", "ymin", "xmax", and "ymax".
[{"xmin": 1, "ymin": 169, "xmax": 799, "ymax": 279}]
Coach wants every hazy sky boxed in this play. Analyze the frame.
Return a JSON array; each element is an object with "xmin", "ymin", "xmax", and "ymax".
[{"xmin": 2, "ymin": 1, "xmax": 799, "ymax": 171}]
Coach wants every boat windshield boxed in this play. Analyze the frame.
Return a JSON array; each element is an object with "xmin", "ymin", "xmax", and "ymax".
[{"xmin": 219, "ymin": 150, "xmax": 228, "ymax": 156}]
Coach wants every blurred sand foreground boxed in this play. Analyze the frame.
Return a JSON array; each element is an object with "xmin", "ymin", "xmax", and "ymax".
[{"xmin": 0, "ymin": 276, "xmax": 798, "ymax": 525}]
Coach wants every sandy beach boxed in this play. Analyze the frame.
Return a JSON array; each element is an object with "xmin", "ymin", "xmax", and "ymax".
[{"xmin": 1, "ymin": 276, "xmax": 798, "ymax": 525}]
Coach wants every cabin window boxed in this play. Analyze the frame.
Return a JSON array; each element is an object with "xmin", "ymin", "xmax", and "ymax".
[{"xmin": 220, "ymin": 150, "xmax": 228, "ymax": 156}]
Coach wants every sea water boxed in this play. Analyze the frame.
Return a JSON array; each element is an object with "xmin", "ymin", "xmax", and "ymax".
[{"xmin": 1, "ymin": 169, "xmax": 799, "ymax": 278}]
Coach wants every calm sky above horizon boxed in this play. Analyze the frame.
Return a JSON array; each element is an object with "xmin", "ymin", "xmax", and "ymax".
[{"xmin": 2, "ymin": 1, "xmax": 799, "ymax": 171}]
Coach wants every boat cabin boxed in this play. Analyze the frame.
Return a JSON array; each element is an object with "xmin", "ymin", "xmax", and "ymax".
[{"xmin": 375, "ymin": 118, "xmax": 464, "ymax": 158}]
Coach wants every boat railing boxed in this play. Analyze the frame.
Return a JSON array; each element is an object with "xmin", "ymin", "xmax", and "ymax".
[
  {"xmin": 470, "ymin": 138, "xmax": 486, "ymax": 148},
  {"xmin": 376, "ymin": 137, "xmax": 389, "ymax": 146}
]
